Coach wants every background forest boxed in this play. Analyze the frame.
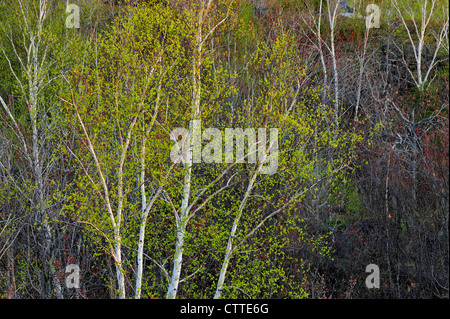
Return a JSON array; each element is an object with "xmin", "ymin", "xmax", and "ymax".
[{"xmin": 0, "ymin": 0, "xmax": 448, "ymax": 299}]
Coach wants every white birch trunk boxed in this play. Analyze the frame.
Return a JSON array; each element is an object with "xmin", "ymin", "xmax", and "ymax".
[
  {"xmin": 135, "ymin": 138, "xmax": 147, "ymax": 299},
  {"xmin": 135, "ymin": 134, "xmax": 164, "ymax": 298},
  {"xmin": 115, "ymin": 237, "xmax": 125, "ymax": 299},
  {"xmin": 165, "ymin": 0, "xmax": 227, "ymax": 298},
  {"xmin": 318, "ymin": 1, "xmax": 328, "ymax": 105},
  {"xmin": 166, "ymin": 121, "xmax": 195, "ymax": 299},
  {"xmin": 13, "ymin": 0, "xmax": 64, "ymax": 298},
  {"xmin": 354, "ymin": 28, "xmax": 370, "ymax": 121},
  {"xmin": 165, "ymin": 2, "xmax": 207, "ymax": 297},
  {"xmin": 135, "ymin": 221, "xmax": 146, "ymax": 298},
  {"xmin": 213, "ymin": 166, "xmax": 260, "ymax": 299},
  {"xmin": 327, "ymin": 0, "xmax": 340, "ymax": 128},
  {"xmin": 165, "ymin": 218, "xmax": 188, "ymax": 299}
]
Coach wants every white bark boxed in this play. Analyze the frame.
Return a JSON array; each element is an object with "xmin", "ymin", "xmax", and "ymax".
[
  {"xmin": 135, "ymin": 131, "xmax": 148, "ymax": 299},
  {"xmin": 318, "ymin": 1, "xmax": 328, "ymax": 105},
  {"xmin": 213, "ymin": 167, "xmax": 259, "ymax": 299},
  {"xmin": 135, "ymin": 89, "xmax": 165, "ymax": 298},
  {"xmin": 300, "ymin": 1, "xmax": 341, "ymax": 126},
  {"xmin": 166, "ymin": 120, "xmax": 195, "ymax": 299},
  {"xmin": 327, "ymin": 0, "xmax": 341, "ymax": 128},
  {"xmin": 165, "ymin": 18, "xmax": 199, "ymax": 293},
  {"xmin": 165, "ymin": 0, "xmax": 230, "ymax": 299},
  {"xmin": 1, "ymin": 0, "xmax": 63, "ymax": 298},
  {"xmin": 65, "ymin": 74, "xmax": 144, "ymax": 298}
]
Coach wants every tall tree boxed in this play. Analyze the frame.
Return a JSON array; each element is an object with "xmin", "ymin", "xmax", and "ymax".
[{"xmin": 0, "ymin": 0, "xmax": 74, "ymax": 298}]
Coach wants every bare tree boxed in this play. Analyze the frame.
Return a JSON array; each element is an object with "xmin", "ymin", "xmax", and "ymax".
[
  {"xmin": 392, "ymin": 0, "xmax": 449, "ymax": 91},
  {"xmin": 0, "ymin": 0, "xmax": 67, "ymax": 298}
]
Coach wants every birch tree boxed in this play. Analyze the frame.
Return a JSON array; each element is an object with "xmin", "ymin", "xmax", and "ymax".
[
  {"xmin": 299, "ymin": 0, "xmax": 346, "ymax": 128},
  {"xmin": 165, "ymin": 0, "xmax": 233, "ymax": 299},
  {"xmin": 211, "ymin": 25, "xmax": 361, "ymax": 298},
  {"xmin": 0, "ymin": 0, "xmax": 74, "ymax": 298},
  {"xmin": 391, "ymin": 0, "xmax": 449, "ymax": 91},
  {"xmin": 326, "ymin": 0, "xmax": 343, "ymax": 127},
  {"xmin": 63, "ymin": 2, "xmax": 182, "ymax": 298},
  {"xmin": 63, "ymin": 0, "xmax": 362, "ymax": 299}
]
